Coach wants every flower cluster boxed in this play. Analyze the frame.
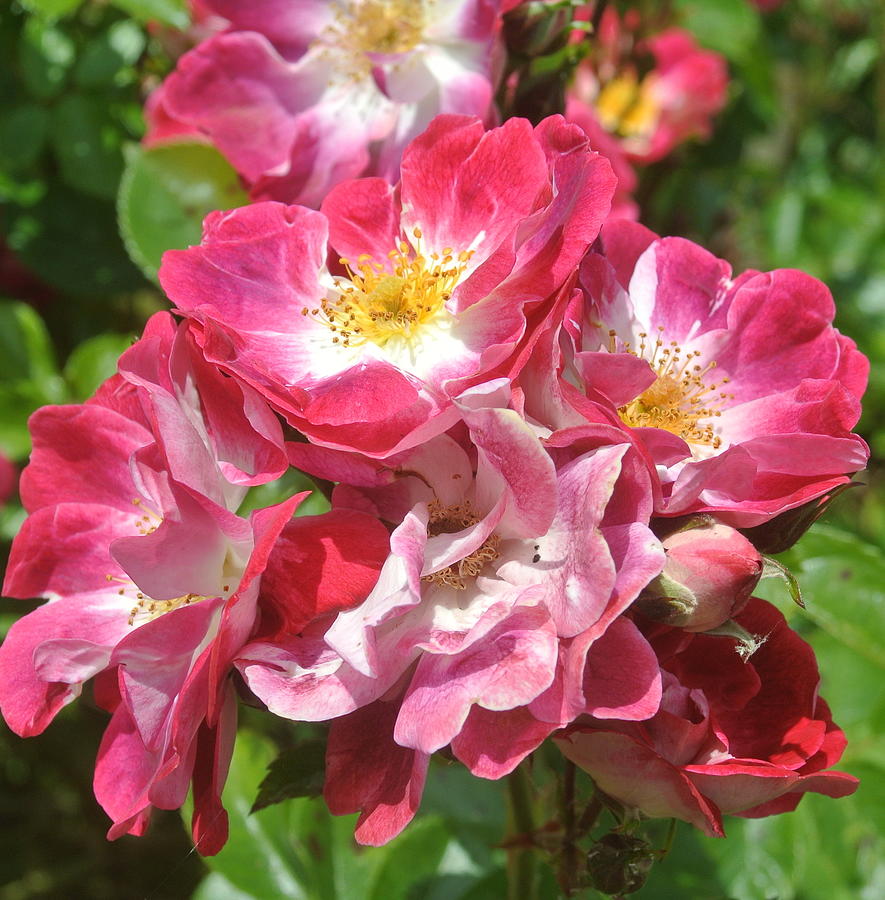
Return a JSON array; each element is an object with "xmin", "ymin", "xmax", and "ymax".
[{"xmin": 0, "ymin": 106, "xmax": 867, "ymax": 855}]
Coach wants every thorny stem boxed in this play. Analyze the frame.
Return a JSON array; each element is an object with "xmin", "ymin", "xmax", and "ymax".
[{"xmin": 506, "ymin": 764, "xmax": 538, "ymax": 900}]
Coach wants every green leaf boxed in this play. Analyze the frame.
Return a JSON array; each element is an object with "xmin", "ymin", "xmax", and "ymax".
[
  {"xmin": 6, "ymin": 182, "xmax": 144, "ymax": 297},
  {"xmin": 0, "ymin": 105, "xmax": 50, "ymax": 173},
  {"xmin": 777, "ymin": 525, "xmax": 885, "ymax": 671},
  {"xmin": 117, "ymin": 142, "xmax": 249, "ymax": 281},
  {"xmin": 18, "ymin": 0, "xmax": 82, "ymax": 19},
  {"xmin": 19, "ymin": 18, "xmax": 75, "ymax": 100},
  {"xmin": 107, "ymin": 0, "xmax": 190, "ymax": 30},
  {"xmin": 202, "ymin": 730, "xmax": 315, "ymax": 899},
  {"xmin": 74, "ymin": 21, "xmax": 146, "ymax": 89},
  {"xmin": 251, "ymin": 740, "xmax": 326, "ymax": 813},
  {"xmin": 673, "ymin": 0, "xmax": 760, "ymax": 62},
  {"xmin": 0, "ymin": 300, "xmax": 58, "ymax": 385},
  {"xmin": 237, "ymin": 468, "xmax": 331, "ymax": 518},
  {"xmin": 63, "ymin": 332, "xmax": 134, "ymax": 401},
  {"xmin": 193, "ymin": 873, "xmax": 257, "ymax": 900},
  {"xmin": 50, "ymin": 94, "xmax": 124, "ymax": 200}
]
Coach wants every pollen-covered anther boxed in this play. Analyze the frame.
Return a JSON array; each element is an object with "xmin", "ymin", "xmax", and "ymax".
[
  {"xmin": 131, "ymin": 497, "xmax": 161, "ymax": 535},
  {"xmin": 126, "ymin": 591, "xmax": 208, "ymax": 627},
  {"xmin": 316, "ymin": 0, "xmax": 430, "ymax": 79},
  {"xmin": 303, "ymin": 236, "xmax": 472, "ymax": 350},
  {"xmin": 610, "ymin": 327, "xmax": 734, "ymax": 448},
  {"xmin": 421, "ymin": 499, "xmax": 500, "ymax": 590}
]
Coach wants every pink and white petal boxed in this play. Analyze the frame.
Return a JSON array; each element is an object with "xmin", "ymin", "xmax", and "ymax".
[
  {"xmin": 596, "ymin": 220, "xmax": 659, "ymax": 292},
  {"xmin": 714, "ymin": 270, "xmax": 841, "ymax": 400},
  {"xmin": 631, "ymin": 238, "xmax": 733, "ymax": 341},
  {"xmin": 496, "ymin": 447, "xmax": 625, "ymax": 637},
  {"xmin": 400, "ymin": 116, "xmax": 548, "ymax": 267},
  {"xmin": 113, "ymin": 597, "xmax": 225, "ymax": 750},
  {"xmin": 323, "ymin": 507, "xmax": 427, "ymax": 677},
  {"xmin": 462, "ymin": 405, "xmax": 558, "ymax": 538},
  {"xmin": 255, "ymin": 506, "xmax": 389, "ymax": 639},
  {"xmin": 110, "ymin": 491, "xmax": 242, "ymax": 603},
  {"xmin": 321, "ymin": 178, "xmax": 401, "ymax": 268},
  {"xmin": 159, "ymin": 202, "xmax": 330, "ymax": 384},
  {"xmin": 394, "ymin": 604, "xmax": 558, "ymax": 753},
  {"xmin": 160, "ymin": 33, "xmax": 307, "ymax": 182},
  {"xmin": 202, "ymin": 0, "xmax": 332, "ymax": 59},
  {"xmin": 719, "ymin": 381, "xmax": 862, "ymax": 442},
  {"xmin": 237, "ymin": 632, "xmax": 407, "ymax": 721},
  {"xmin": 95, "ymin": 706, "xmax": 161, "ymax": 839}
]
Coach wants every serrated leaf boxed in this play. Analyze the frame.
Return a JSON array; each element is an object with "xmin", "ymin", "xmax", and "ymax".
[
  {"xmin": 251, "ymin": 740, "xmax": 326, "ymax": 814},
  {"xmin": 117, "ymin": 141, "xmax": 249, "ymax": 281}
]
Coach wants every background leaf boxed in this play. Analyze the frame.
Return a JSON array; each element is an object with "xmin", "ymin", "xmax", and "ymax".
[{"xmin": 117, "ymin": 141, "xmax": 250, "ymax": 280}]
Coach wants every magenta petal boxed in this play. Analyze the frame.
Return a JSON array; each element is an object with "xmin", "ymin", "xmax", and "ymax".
[
  {"xmin": 0, "ymin": 596, "xmax": 126, "ymax": 736},
  {"xmin": 20, "ymin": 405, "xmax": 150, "ymax": 515},
  {"xmin": 452, "ymin": 705, "xmax": 557, "ymax": 779},
  {"xmin": 400, "ymin": 116, "xmax": 547, "ymax": 263},
  {"xmin": 556, "ymin": 730, "xmax": 724, "ymax": 836},
  {"xmin": 324, "ymin": 698, "xmax": 430, "ymax": 846},
  {"xmin": 574, "ymin": 351, "xmax": 656, "ymax": 407},
  {"xmin": 161, "ymin": 32, "xmax": 304, "ymax": 182},
  {"xmin": 94, "ymin": 706, "xmax": 159, "ymax": 839},
  {"xmin": 583, "ymin": 617, "xmax": 662, "ymax": 720},
  {"xmin": 321, "ymin": 177, "xmax": 401, "ymax": 266}
]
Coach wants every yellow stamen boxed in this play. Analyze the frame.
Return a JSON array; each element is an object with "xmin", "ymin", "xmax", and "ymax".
[
  {"xmin": 421, "ymin": 499, "xmax": 500, "ymax": 590},
  {"xmin": 305, "ymin": 238, "xmax": 472, "ymax": 351},
  {"xmin": 611, "ymin": 327, "xmax": 733, "ymax": 448}
]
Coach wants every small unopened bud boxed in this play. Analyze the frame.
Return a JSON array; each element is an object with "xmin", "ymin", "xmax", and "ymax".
[{"xmin": 636, "ymin": 523, "xmax": 763, "ymax": 632}]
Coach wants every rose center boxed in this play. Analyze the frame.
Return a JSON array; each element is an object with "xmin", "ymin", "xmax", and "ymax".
[
  {"xmin": 610, "ymin": 328, "xmax": 732, "ymax": 448},
  {"xmin": 422, "ymin": 499, "xmax": 500, "ymax": 590},
  {"xmin": 596, "ymin": 71, "xmax": 660, "ymax": 140},
  {"xmin": 304, "ymin": 230, "xmax": 471, "ymax": 351},
  {"xmin": 319, "ymin": 1, "xmax": 427, "ymax": 77}
]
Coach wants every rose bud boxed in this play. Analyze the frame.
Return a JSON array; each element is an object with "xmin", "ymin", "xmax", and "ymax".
[{"xmin": 636, "ymin": 522, "xmax": 763, "ymax": 632}]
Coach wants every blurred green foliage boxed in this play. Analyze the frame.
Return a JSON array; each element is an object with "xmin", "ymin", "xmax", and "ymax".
[{"xmin": 0, "ymin": 0, "xmax": 883, "ymax": 898}]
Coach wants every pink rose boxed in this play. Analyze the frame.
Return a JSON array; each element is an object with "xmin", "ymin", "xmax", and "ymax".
[
  {"xmin": 557, "ymin": 598, "xmax": 858, "ymax": 836},
  {"xmin": 161, "ymin": 114, "xmax": 616, "ymax": 458}
]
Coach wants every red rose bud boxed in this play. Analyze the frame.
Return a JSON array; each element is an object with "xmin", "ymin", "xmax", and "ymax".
[{"xmin": 636, "ymin": 523, "xmax": 763, "ymax": 632}]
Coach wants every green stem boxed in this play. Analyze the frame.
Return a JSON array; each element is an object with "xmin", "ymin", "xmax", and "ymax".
[
  {"xmin": 558, "ymin": 760, "xmax": 579, "ymax": 896},
  {"xmin": 506, "ymin": 764, "xmax": 538, "ymax": 900}
]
